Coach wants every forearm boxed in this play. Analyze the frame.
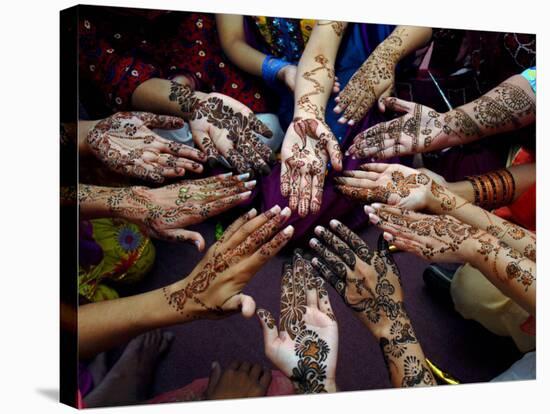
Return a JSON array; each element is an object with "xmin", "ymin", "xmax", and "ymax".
[
  {"xmin": 379, "ymin": 26, "xmax": 432, "ymax": 62},
  {"xmin": 442, "ymin": 74, "xmax": 535, "ymax": 146},
  {"xmin": 131, "ymin": 78, "xmax": 207, "ymax": 120},
  {"xmin": 293, "ymin": 21, "xmax": 345, "ymax": 120},
  {"xmin": 369, "ymin": 314, "xmax": 436, "ymax": 387},
  {"xmin": 428, "ymin": 185, "xmax": 536, "ymax": 261},
  {"xmin": 461, "ymin": 233, "xmax": 536, "ymax": 315},
  {"xmin": 78, "ymin": 281, "xmax": 188, "ymax": 359},
  {"xmin": 216, "ymin": 14, "xmax": 266, "ymax": 77}
]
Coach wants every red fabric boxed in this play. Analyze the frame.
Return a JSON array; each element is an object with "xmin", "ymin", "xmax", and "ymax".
[{"xmin": 79, "ymin": 8, "xmax": 270, "ymax": 113}]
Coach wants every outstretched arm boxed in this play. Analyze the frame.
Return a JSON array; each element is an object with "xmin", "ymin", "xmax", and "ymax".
[
  {"xmin": 79, "ymin": 206, "xmax": 294, "ymax": 359},
  {"xmin": 280, "ymin": 21, "xmax": 346, "ymax": 216},
  {"xmin": 349, "ymin": 74, "xmax": 535, "ymax": 159},
  {"xmin": 334, "ymin": 25, "xmax": 432, "ymax": 125}
]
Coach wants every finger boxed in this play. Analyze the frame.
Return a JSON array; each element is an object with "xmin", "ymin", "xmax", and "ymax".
[
  {"xmin": 199, "ymin": 191, "xmax": 252, "ymax": 220},
  {"xmin": 345, "ymin": 89, "xmax": 376, "ymax": 126},
  {"xmin": 123, "ymin": 160, "xmax": 165, "ymax": 183},
  {"xmin": 315, "ymin": 276, "xmax": 336, "ymax": 319},
  {"xmin": 383, "ymin": 231, "xmax": 424, "ymax": 256},
  {"xmin": 288, "ymin": 165, "xmax": 301, "ymax": 212},
  {"xmin": 226, "ymin": 148, "xmax": 252, "ymax": 174},
  {"xmin": 160, "ymin": 229, "xmax": 206, "ymax": 251},
  {"xmin": 377, "ymin": 89, "xmax": 393, "ymax": 113},
  {"xmin": 311, "ymin": 257, "xmax": 345, "ymax": 297},
  {"xmin": 310, "ymin": 170, "xmax": 325, "ymax": 215},
  {"xmin": 298, "ymin": 172, "xmax": 313, "ymax": 218},
  {"xmin": 259, "ymin": 368, "xmax": 272, "ymax": 389},
  {"xmin": 309, "ymin": 238, "xmax": 347, "ymax": 279},
  {"xmin": 256, "ymin": 308, "xmax": 278, "ymax": 351},
  {"xmin": 279, "ymin": 262, "xmax": 293, "ymax": 325},
  {"xmin": 359, "ymin": 162, "xmax": 392, "ymax": 173},
  {"xmin": 322, "ymin": 132, "xmax": 343, "ymax": 171},
  {"xmin": 305, "ymin": 271, "xmax": 319, "ymax": 309},
  {"xmin": 142, "ymin": 113, "xmax": 186, "ymax": 130},
  {"xmin": 280, "ymin": 161, "xmax": 291, "ymax": 198},
  {"xmin": 191, "ymin": 180, "xmax": 255, "ymax": 203},
  {"xmin": 240, "ymin": 207, "xmax": 292, "ymax": 255},
  {"xmin": 292, "ymin": 251, "xmax": 309, "ymax": 309},
  {"xmin": 206, "ymin": 361, "xmax": 222, "ymax": 395},
  {"xmin": 383, "ymin": 97, "xmax": 416, "ymax": 114},
  {"xmin": 340, "ymin": 170, "xmax": 379, "ymax": 181},
  {"xmin": 255, "ymin": 225, "xmax": 294, "ymax": 258},
  {"xmin": 222, "ymin": 293, "xmax": 257, "ymax": 318},
  {"xmin": 249, "ymin": 114, "xmax": 273, "ymax": 138},
  {"xmin": 159, "ymin": 140, "xmax": 206, "ymax": 163},
  {"xmin": 248, "ymin": 134, "xmax": 274, "ymax": 164},
  {"xmin": 192, "ymin": 132, "xmax": 221, "ymax": 164},
  {"xmin": 314, "ymin": 225, "xmax": 355, "ymax": 268},
  {"xmin": 220, "ymin": 207, "xmax": 258, "ymax": 242},
  {"xmin": 239, "ymin": 362, "xmax": 252, "ymax": 373},
  {"xmin": 335, "ymin": 185, "xmax": 374, "ymax": 202},
  {"xmin": 329, "ymin": 219, "xmax": 372, "ymax": 262},
  {"xmin": 239, "ymin": 143, "xmax": 271, "ymax": 175},
  {"xmin": 250, "ymin": 363, "xmax": 263, "ymax": 380},
  {"xmin": 225, "ymin": 204, "xmax": 281, "ymax": 247}
]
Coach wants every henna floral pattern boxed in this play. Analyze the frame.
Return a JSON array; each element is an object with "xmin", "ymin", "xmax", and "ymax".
[
  {"xmin": 168, "ymin": 82, "xmax": 274, "ymax": 175},
  {"xmin": 290, "ymin": 330, "xmax": 330, "ymax": 393}
]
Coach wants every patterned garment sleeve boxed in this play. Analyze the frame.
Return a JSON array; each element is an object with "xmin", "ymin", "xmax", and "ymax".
[
  {"xmin": 78, "ymin": 16, "xmax": 160, "ymax": 112},
  {"xmin": 521, "ymin": 67, "xmax": 536, "ymax": 94}
]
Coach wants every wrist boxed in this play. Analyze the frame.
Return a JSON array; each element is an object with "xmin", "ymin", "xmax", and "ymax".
[{"xmin": 162, "ymin": 278, "xmax": 201, "ymax": 324}]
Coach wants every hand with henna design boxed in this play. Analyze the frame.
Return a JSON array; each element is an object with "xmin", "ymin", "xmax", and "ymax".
[
  {"xmin": 257, "ymin": 250, "xmax": 338, "ymax": 393},
  {"xmin": 85, "ymin": 111, "xmax": 207, "ymax": 183},
  {"xmin": 168, "ymin": 82, "xmax": 274, "ymax": 175},
  {"xmin": 164, "ymin": 205, "xmax": 294, "ymax": 321},
  {"xmin": 78, "ymin": 173, "xmax": 256, "ymax": 250},
  {"xmin": 309, "ymin": 220, "xmax": 436, "ymax": 387},
  {"xmin": 280, "ymin": 117, "xmax": 342, "ymax": 217},
  {"xmin": 347, "ymin": 98, "xmax": 454, "ymax": 159},
  {"xmin": 335, "ymin": 163, "xmax": 456, "ymax": 212}
]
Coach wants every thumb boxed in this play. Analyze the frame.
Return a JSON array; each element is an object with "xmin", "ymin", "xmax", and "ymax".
[
  {"xmin": 222, "ymin": 293, "xmax": 257, "ymax": 318},
  {"xmin": 205, "ymin": 361, "xmax": 222, "ymax": 396},
  {"xmin": 380, "ymin": 96, "xmax": 415, "ymax": 114},
  {"xmin": 256, "ymin": 308, "xmax": 278, "ymax": 348},
  {"xmin": 160, "ymin": 229, "xmax": 206, "ymax": 251},
  {"xmin": 377, "ymin": 85, "xmax": 395, "ymax": 112},
  {"xmin": 144, "ymin": 113, "xmax": 186, "ymax": 130}
]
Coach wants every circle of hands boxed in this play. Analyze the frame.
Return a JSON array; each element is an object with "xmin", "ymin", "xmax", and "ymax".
[
  {"xmin": 280, "ymin": 117, "xmax": 342, "ymax": 217},
  {"xmin": 256, "ymin": 250, "xmax": 338, "ymax": 394},
  {"xmin": 86, "ymin": 111, "xmax": 207, "ymax": 183}
]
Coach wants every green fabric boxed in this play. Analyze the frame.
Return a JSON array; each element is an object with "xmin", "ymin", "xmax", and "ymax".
[{"xmin": 79, "ymin": 218, "xmax": 155, "ymax": 302}]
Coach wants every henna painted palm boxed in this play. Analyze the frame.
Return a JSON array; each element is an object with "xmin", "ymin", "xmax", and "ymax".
[
  {"xmin": 257, "ymin": 250, "xmax": 338, "ymax": 393},
  {"xmin": 367, "ymin": 205, "xmax": 479, "ymax": 262},
  {"xmin": 334, "ymin": 31, "xmax": 402, "ymax": 125},
  {"xmin": 169, "ymin": 82, "xmax": 274, "ymax": 175},
  {"xmin": 280, "ymin": 118, "xmax": 342, "ymax": 217},
  {"xmin": 86, "ymin": 112, "xmax": 206, "ymax": 183},
  {"xmin": 349, "ymin": 98, "xmax": 451, "ymax": 159},
  {"xmin": 309, "ymin": 220, "xmax": 405, "ymax": 329},
  {"xmin": 335, "ymin": 163, "xmax": 456, "ymax": 212},
  {"xmin": 107, "ymin": 173, "xmax": 255, "ymax": 250},
  {"xmin": 164, "ymin": 206, "xmax": 294, "ymax": 321}
]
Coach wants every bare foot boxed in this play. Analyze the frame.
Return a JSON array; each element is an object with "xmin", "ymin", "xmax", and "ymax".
[
  {"xmin": 205, "ymin": 361, "xmax": 272, "ymax": 400},
  {"xmin": 83, "ymin": 330, "xmax": 174, "ymax": 407}
]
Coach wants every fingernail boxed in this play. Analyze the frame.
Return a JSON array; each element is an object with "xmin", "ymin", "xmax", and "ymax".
[
  {"xmin": 211, "ymin": 361, "xmax": 218, "ymax": 370},
  {"xmin": 237, "ymin": 173, "xmax": 250, "ymax": 181},
  {"xmin": 309, "ymin": 238, "xmax": 319, "ymax": 247},
  {"xmin": 314, "ymin": 225, "xmax": 323, "ymax": 234},
  {"xmin": 245, "ymin": 180, "xmax": 257, "ymax": 189},
  {"xmin": 248, "ymin": 207, "xmax": 257, "ymax": 217},
  {"xmin": 334, "ymin": 106, "xmax": 341, "ymax": 112},
  {"xmin": 369, "ymin": 213, "xmax": 380, "ymax": 224},
  {"xmin": 177, "ymin": 168, "xmax": 185, "ymax": 175},
  {"xmin": 283, "ymin": 225, "xmax": 294, "ymax": 235},
  {"xmin": 281, "ymin": 206, "xmax": 291, "ymax": 217},
  {"xmin": 330, "ymin": 219, "xmax": 339, "ymax": 228},
  {"xmin": 364, "ymin": 205, "xmax": 375, "ymax": 214},
  {"xmin": 348, "ymin": 120, "xmax": 355, "ymax": 126},
  {"xmin": 371, "ymin": 203, "xmax": 382, "ymax": 209},
  {"xmin": 270, "ymin": 204, "xmax": 281, "ymax": 214},
  {"xmin": 345, "ymin": 151, "xmax": 350, "ymax": 156},
  {"xmin": 220, "ymin": 172, "xmax": 233, "ymax": 178},
  {"xmin": 338, "ymin": 117, "xmax": 346, "ymax": 123},
  {"xmin": 194, "ymin": 240, "xmax": 201, "ymax": 248},
  {"xmin": 241, "ymin": 191, "xmax": 252, "ymax": 198},
  {"xmin": 384, "ymin": 232, "xmax": 393, "ymax": 241}
]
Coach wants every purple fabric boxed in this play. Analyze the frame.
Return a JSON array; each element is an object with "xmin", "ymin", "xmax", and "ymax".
[
  {"xmin": 78, "ymin": 363, "xmax": 94, "ymax": 396},
  {"xmin": 79, "ymin": 220, "xmax": 103, "ymax": 268},
  {"xmin": 117, "ymin": 218, "xmax": 521, "ymax": 396}
]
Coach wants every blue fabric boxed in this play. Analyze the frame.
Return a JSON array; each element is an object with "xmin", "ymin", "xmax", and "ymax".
[{"xmin": 261, "ymin": 55, "xmax": 291, "ymax": 87}]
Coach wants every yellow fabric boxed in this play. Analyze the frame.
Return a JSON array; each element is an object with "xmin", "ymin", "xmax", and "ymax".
[{"xmin": 450, "ymin": 263, "xmax": 535, "ymax": 352}]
